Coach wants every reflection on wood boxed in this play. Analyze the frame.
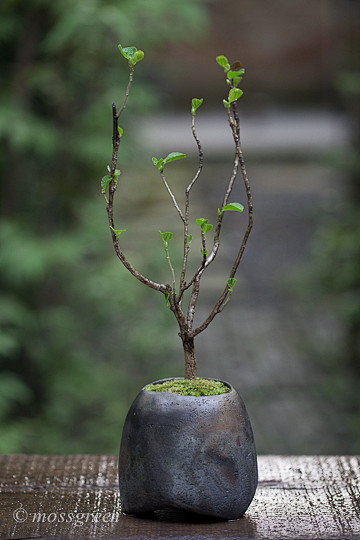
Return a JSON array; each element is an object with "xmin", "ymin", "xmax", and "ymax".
[{"xmin": 0, "ymin": 455, "xmax": 359, "ymax": 539}]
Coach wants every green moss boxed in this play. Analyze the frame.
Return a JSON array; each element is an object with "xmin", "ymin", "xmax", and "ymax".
[{"xmin": 144, "ymin": 378, "xmax": 230, "ymax": 396}]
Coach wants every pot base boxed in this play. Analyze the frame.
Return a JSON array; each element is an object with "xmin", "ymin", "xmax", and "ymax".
[{"xmin": 119, "ymin": 378, "xmax": 258, "ymax": 520}]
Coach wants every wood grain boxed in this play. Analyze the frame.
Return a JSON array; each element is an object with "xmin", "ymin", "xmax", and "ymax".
[{"xmin": 0, "ymin": 455, "xmax": 359, "ymax": 539}]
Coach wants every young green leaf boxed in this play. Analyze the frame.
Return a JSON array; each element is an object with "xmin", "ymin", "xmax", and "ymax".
[
  {"xmin": 227, "ymin": 277, "xmax": 237, "ymax": 292},
  {"xmin": 110, "ymin": 227, "xmax": 126, "ymax": 240},
  {"xmin": 163, "ymin": 152, "xmax": 186, "ymax": 165},
  {"xmin": 191, "ymin": 98, "xmax": 203, "ymax": 116},
  {"xmin": 228, "ymin": 88, "xmax": 243, "ymax": 103},
  {"xmin": 202, "ymin": 223, "xmax": 213, "ymax": 235},
  {"xmin": 119, "ymin": 45, "xmax": 137, "ymax": 58},
  {"xmin": 227, "ymin": 70, "xmax": 244, "ymax": 88},
  {"xmin": 196, "ymin": 218, "xmax": 208, "ymax": 228},
  {"xmin": 231, "ymin": 76, "xmax": 242, "ymax": 88},
  {"xmin": 223, "ymin": 99, "xmax": 230, "ymax": 110},
  {"xmin": 133, "ymin": 50, "xmax": 144, "ymax": 64},
  {"xmin": 196, "ymin": 218, "xmax": 213, "ymax": 237},
  {"xmin": 153, "ymin": 153, "xmax": 185, "ymax": 173},
  {"xmin": 152, "ymin": 157, "xmax": 164, "ymax": 172},
  {"xmin": 101, "ymin": 175, "xmax": 112, "ymax": 194},
  {"xmin": 216, "ymin": 55, "xmax": 230, "ymax": 72},
  {"xmin": 159, "ymin": 230, "xmax": 173, "ymax": 248},
  {"xmin": 227, "ymin": 70, "xmax": 244, "ymax": 80},
  {"xmin": 118, "ymin": 44, "xmax": 144, "ymax": 66},
  {"xmin": 118, "ymin": 127, "xmax": 124, "ymax": 137},
  {"xmin": 164, "ymin": 291, "xmax": 171, "ymax": 307},
  {"xmin": 222, "ymin": 202, "xmax": 244, "ymax": 213},
  {"xmin": 187, "ymin": 234, "xmax": 193, "ymax": 245},
  {"xmin": 114, "ymin": 169, "xmax": 121, "ymax": 183}
]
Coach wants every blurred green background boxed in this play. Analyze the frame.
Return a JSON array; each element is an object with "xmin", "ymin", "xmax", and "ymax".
[{"xmin": 0, "ymin": 0, "xmax": 359, "ymax": 454}]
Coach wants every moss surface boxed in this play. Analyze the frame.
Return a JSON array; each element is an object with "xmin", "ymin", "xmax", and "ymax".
[{"xmin": 144, "ymin": 378, "xmax": 230, "ymax": 396}]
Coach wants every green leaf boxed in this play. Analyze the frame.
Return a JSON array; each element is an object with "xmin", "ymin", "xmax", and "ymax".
[
  {"xmin": 187, "ymin": 234, "xmax": 192, "ymax": 245},
  {"xmin": 227, "ymin": 71, "xmax": 243, "ymax": 88},
  {"xmin": 164, "ymin": 291, "xmax": 170, "ymax": 307},
  {"xmin": 216, "ymin": 55, "xmax": 230, "ymax": 72},
  {"xmin": 228, "ymin": 88, "xmax": 243, "ymax": 103},
  {"xmin": 153, "ymin": 153, "xmax": 185, "ymax": 172},
  {"xmin": 118, "ymin": 127, "xmax": 124, "ymax": 137},
  {"xmin": 133, "ymin": 50, "xmax": 144, "ymax": 64},
  {"xmin": 231, "ymin": 76, "xmax": 242, "ymax": 88},
  {"xmin": 118, "ymin": 45, "xmax": 137, "ymax": 59},
  {"xmin": 101, "ymin": 175, "xmax": 112, "ymax": 194},
  {"xmin": 196, "ymin": 218, "xmax": 212, "ymax": 237},
  {"xmin": 191, "ymin": 98, "xmax": 203, "ymax": 116},
  {"xmin": 110, "ymin": 227, "xmax": 126, "ymax": 240},
  {"xmin": 227, "ymin": 277, "xmax": 237, "ymax": 292},
  {"xmin": 152, "ymin": 157, "xmax": 164, "ymax": 172},
  {"xmin": 222, "ymin": 202, "xmax": 244, "ymax": 213},
  {"xmin": 228, "ymin": 68, "xmax": 244, "ymax": 78},
  {"xmin": 223, "ymin": 99, "xmax": 230, "ymax": 110},
  {"xmin": 163, "ymin": 152, "xmax": 186, "ymax": 165},
  {"xmin": 118, "ymin": 44, "xmax": 144, "ymax": 66},
  {"xmin": 202, "ymin": 223, "xmax": 213, "ymax": 235},
  {"xmin": 114, "ymin": 169, "xmax": 121, "ymax": 183},
  {"xmin": 159, "ymin": 230, "xmax": 173, "ymax": 248},
  {"xmin": 196, "ymin": 218, "xmax": 208, "ymax": 228}
]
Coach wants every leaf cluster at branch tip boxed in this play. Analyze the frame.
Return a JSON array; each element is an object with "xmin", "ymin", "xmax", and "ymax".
[
  {"xmin": 152, "ymin": 152, "xmax": 186, "ymax": 173},
  {"xmin": 159, "ymin": 230, "xmax": 173, "ymax": 248},
  {"xmin": 217, "ymin": 54, "xmax": 245, "ymax": 109},
  {"xmin": 196, "ymin": 218, "xmax": 213, "ymax": 237},
  {"xmin": 191, "ymin": 97, "xmax": 203, "ymax": 116},
  {"xmin": 118, "ymin": 44, "xmax": 144, "ymax": 67}
]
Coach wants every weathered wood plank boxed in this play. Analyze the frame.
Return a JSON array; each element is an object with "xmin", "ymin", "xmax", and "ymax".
[{"xmin": 0, "ymin": 455, "xmax": 359, "ymax": 539}]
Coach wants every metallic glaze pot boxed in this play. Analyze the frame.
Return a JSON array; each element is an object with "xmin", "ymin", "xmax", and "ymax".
[{"xmin": 118, "ymin": 378, "xmax": 258, "ymax": 520}]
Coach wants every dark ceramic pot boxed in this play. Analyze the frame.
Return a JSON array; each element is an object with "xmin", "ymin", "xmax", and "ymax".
[{"xmin": 118, "ymin": 378, "xmax": 257, "ymax": 520}]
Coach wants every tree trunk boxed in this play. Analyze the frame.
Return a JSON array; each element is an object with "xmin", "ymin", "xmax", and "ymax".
[{"xmin": 181, "ymin": 334, "xmax": 197, "ymax": 380}]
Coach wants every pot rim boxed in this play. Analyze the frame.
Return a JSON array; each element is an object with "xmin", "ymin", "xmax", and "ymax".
[{"xmin": 142, "ymin": 376, "xmax": 235, "ymax": 397}]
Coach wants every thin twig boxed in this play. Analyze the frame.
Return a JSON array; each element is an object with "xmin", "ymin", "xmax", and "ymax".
[
  {"xmin": 160, "ymin": 172, "xmax": 185, "ymax": 223},
  {"xmin": 116, "ymin": 68, "xmax": 134, "ymax": 119},
  {"xmin": 191, "ymin": 100, "xmax": 253, "ymax": 338},
  {"xmin": 181, "ymin": 109, "xmax": 241, "ymax": 305},
  {"xmin": 106, "ymin": 70, "xmax": 168, "ymax": 296},
  {"xmin": 164, "ymin": 244, "xmax": 176, "ymax": 290},
  {"xmin": 179, "ymin": 114, "xmax": 204, "ymax": 298}
]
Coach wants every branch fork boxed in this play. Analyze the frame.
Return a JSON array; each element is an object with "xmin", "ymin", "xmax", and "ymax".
[{"xmin": 103, "ymin": 49, "xmax": 253, "ymax": 379}]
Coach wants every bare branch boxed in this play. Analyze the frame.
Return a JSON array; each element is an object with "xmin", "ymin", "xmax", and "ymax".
[
  {"xmin": 186, "ymin": 115, "xmax": 204, "ymax": 193},
  {"xmin": 179, "ymin": 115, "xmax": 204, "ymax": 296},
  {"xmin": 160, "ymin": 171, "xmax": 185, "ymax": 223},
  {"xmin": 164, "ymin": 243, "xmax": 176, "ymax": 290},
  {"xmin": 191, "ymin": 101, "xmax": 253, "ymax": 338},
  {"xmin": 181, "ymin": 109, "xmax": 241, "ymax": 303},
  {"xmin": 106, "ymin": 71, "xmax": 168, "ymax": 296},
  {"xmin": 116, "ymin": 67, "xmax": 134, "ymax": 119}
]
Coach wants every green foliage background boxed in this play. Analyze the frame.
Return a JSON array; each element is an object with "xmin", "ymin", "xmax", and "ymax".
[{"xmin": 0, "ymin": 0, "xmax": 211, "ymax": 453}]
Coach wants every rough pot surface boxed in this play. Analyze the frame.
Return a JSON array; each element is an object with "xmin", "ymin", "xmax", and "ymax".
[{"xmin": 118, "ymin": 378, "xmax": 258, "ymax": 520}]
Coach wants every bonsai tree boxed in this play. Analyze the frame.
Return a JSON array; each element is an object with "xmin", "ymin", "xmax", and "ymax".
[{"xmin": 101, "ymin": 45, "xmax": 253, "ymax": 381}]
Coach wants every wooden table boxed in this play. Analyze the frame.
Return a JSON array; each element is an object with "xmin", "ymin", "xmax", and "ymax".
[{"xmin": 0, "ymin": 455, "xmax": 359, "ymax": 539}]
